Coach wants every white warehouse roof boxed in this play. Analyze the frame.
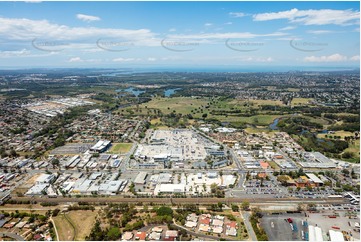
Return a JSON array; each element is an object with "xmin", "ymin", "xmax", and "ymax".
[
  {"xmin": 329, "ymin": 230, "xmax": 345, "ymax": 242},
  {"xmin": 154, "ymin": 184, "xmax": 185, "ymax": 195},
  {"xmin": 305, "ymin": 173, "xmax": 324, "ymax": 184}
]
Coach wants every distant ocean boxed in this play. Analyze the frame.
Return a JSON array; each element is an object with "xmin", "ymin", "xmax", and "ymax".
[{"xmin": 119, "ymin": 66, "xmax": 360, "ymax": 73}]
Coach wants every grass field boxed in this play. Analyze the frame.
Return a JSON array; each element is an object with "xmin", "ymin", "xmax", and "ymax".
[
  {"xmin": 301, "ymin": 115, "xmax": 331, "ymax": 126},
  {"xmin": 139, "ymin": 97, "xmax": 209, "ymax": 115},
  {"xmin": 249, "ymin": 99, "xmax": 284, "ymax": 107},
  {"xmin": 108, "ymin": 143, "xmax": 133, "ymax": 154},
  {"xmin": 66, "ymin": 210, "xmax": 97, "ymax": 240},
  {"xmin": 343, "ymin": 139, "xmax": 360, "ymax": 162},
  {"xmin": 53, "ymin": 214, "xmax": 75, "ymax": 241},
  {"xmin": 317, "ymin": 130, "xmax": 355, "ymax": 140},
  {"xmin": 291, "ymin": 98, "xmax": 314, "ymax": 106},
  {"xmin": 287, "ymin": 88, "xmax": 301, "ymax": 92},
  {"xmin": 209, "ymin": 114, "xmax": 283, "ymax": 126}
]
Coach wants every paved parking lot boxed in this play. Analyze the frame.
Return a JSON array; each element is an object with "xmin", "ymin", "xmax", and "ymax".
[
  {"xmin": 261, "ymin": 210, "xmax": 360, "ymax": 241},
  {"xmin": 260, "ymin": 213, "xmax": 306, "ymax": 241},
  {"xmin": 307, "ymin": 211, "xmax": 360, "ymax": 240}
]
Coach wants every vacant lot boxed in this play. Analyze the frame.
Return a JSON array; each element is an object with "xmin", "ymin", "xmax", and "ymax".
[
  {"xmin": 139, "ymin": 97, "xmax": 209, "ymax": 115},
  {"xmin": 108, "ymin": 143, "xmax": 133, "ymax": 154},
  {"xmin": 343, "ymin": 139, "xmax": 360, "ymax": 162},
  {"xmin": 66, "ymin": 210, "xmax": 97, "ymax": 240},
  {"xmin": 209, "ymin": 114, "xmax": 283, "ymax": 126},
  {"xmin": 291, "ymin": 98, "xmax": 314, "ymax": 106},
  {"xmin": 53, "ymin": 214, "xmax": 75, "ymax": 241},
  {"xmin": 317, "ymin": 130, "xmax": 355, "ymax": 140}
]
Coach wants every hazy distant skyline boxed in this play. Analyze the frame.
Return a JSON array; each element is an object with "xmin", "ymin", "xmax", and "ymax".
[{"xmin": 0, "ymin": 1, "xmax": 359, "ymax": 69}]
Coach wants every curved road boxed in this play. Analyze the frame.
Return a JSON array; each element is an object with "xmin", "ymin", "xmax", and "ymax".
[{"xmin": 50, "ymin": 218, "xmax": 59, "ymax": 241}]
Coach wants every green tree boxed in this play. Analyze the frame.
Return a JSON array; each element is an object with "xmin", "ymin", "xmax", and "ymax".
[
  {"xmin": 241, "ymin": 201, "xmax": 250, "ymax": 211},
  {"xmin": 106, "ymin": 227, "xmax": 121, "ymax": 240},
  {"xmin": 156, "ymin": 206, "xmax": 173, "ymax": 216}
]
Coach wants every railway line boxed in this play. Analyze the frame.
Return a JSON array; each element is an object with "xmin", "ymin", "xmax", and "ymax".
[{"xmin": 12, "ymin": 196, "xmax": 347, "ymax": 205}]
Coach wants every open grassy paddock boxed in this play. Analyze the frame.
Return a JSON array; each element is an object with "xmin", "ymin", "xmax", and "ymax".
[
  {"xmin": 317, "ymin": 130, "xmax": 356, "ymax": 140},
  {"xmin": 139, "ymin": 97, "xmax": 209, "ymax": 115},
  {"xmin": 291, "ymin": 98, "xmax": 314, "ymax": 106},
  {"xmin": 343, "ymin": 139, "xmax": 360, "ymax": 162},
  {"xmin": 66, "ymin": 210, "xmax": 97, "ymax": 241},
  {"xmin": 53, "ymin": 214, "xmax": 75, "ymax": 241},
  {"xmin": 108, "ymin": 143, "xmax": 133, "ymax": 154}
]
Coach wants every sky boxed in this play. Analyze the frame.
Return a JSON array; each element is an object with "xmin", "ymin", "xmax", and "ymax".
[{"xmin": 0, "ymin": 1, "xmax": 359, "ymax": 70}]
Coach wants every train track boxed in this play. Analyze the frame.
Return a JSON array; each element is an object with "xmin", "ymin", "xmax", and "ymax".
[{"xmin": 13, "ymin": 196, "xmax": 347, "ymax": 205}]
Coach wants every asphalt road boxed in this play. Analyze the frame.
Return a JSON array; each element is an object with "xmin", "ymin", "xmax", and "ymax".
[
  {"xmin": 240, "ymin": 211, "xmax": 258, "ymax": 241},
  {"xmin": 0, "ymin": 232, "xmax": 24, "ymax": 241}
]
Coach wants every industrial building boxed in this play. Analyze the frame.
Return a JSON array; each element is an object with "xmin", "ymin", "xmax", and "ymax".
[
  {"xmin": 308, "ymin": 225, "xmax": 324, "ymax": 242},
  {"xmin": 134, "ymin": 172, "xmax": 148, "ymax": 185},
  {"xmin": 90, "ymin": 140, "xmax": 111, "ymax": 153},
  {"xmin": 305, "ymin": 173, "xmax": 324, "ymax": 186},
  {"xmin": 329, "ymin": 230, "xmax": 345, "ymax": 242},
  {"xmin": 299, "ymin": 152, "xmax": 336, "ymax": 168},
  {"xmin": 36, "ymin": 174, "xmax": 56, "ymax": 184},
  {"xmin": 25, "ymin": 184, "xmax": 49, "ymax": 196},
  {"xmin": 154, "ymin": 184, "xmax": 186, "ymax": 195}
]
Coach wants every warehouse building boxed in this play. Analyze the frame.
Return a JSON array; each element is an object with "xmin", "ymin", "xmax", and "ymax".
[
  {"xmin": 154, "ymin": 184, "xmax": 186, "ymax": 195},
  {"xmin": 90, "ymin": 140, "xmax": 111, "ymax": 153},
  {"xmin": 134, "ymin": 172, "xmax": 147, "ymax": 185},
  {"xmin": 305, "ymin": 173, "xmax": 324, "ymax": 186},
  {"xmin": 36, "ymin": 174, "xmax": 56, "ymax": 184},
  {"xmin": 329, "ymin": 230, "xmax": 345, "ymax": 242}
]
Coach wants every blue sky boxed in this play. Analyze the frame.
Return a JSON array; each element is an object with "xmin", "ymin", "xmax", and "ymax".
[{"xmin": 0, "ymin": 1, "xmax": 359, "ymax": 69}]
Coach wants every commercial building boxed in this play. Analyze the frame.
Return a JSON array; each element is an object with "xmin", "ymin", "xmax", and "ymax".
[
  {"xmin": 154, "ymin": 184, "xmax": 186, "ymax": 195},
  {"xmin": 134, "ymin": 172, "xmax": 147, "ymax": 185},
  {"xmin": 36, "ymin": 174, "xmax": 55, "ymax": 184},
  {"xmin": 299, "ymin": 152, "xmax": 336, "ymax": 168},
  {"xmin": 90, "ymin": 140, "xmax": 111, "ymax": 153},
  {"xmin": 329, "ymin": 230, "xmax": 345, "ymax": 242},
  {"xmin": 309, "ymin": 225, "xmax": 324, "ymax": 242},
  {"xmin": 305, "ymin": 173, "xmax": 324, "ymax": 186},
  {"xmin": 25, "ymin": 184, "xmax": 48, "ymax": 196}
]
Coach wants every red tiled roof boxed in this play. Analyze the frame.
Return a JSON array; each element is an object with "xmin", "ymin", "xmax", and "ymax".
[
  {"xmin": 199, "ymin": 217, "xmax": 211, "ymax": 225},
  {"xmin": 135, "ymin": 231, "xmax": 147, "ymax": 240}
]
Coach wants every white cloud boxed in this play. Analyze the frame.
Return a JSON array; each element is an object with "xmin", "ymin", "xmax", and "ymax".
[
  {"xmin": 350, "ymin": 55, "xmax": 360, "ymax": 61},
  {"xmin": 307, "ymin": 30, "xmax": 334, "ymax": 34},
  {"xmin": 147, "ymin": 57, "xmax": 157, "ymax": 62},
  {"xmin": 0, "ymin": 17, "xmax": 156, "ymax": 43},
  {"xmin": 279, "ymin": 26, "xmax": 296, "ymax": 31},
  {"xmin": 167, "ymin": 31, "xmax": 286, "ymax": 40},
  {"xmin": 204, "ymin": 23, "xmax": 213, "ymax": 27},
  {"xmin": 229, "ymin": 12, "xmax": 247, "ymax": 18},
  {"xmin": 68, "ymin": 57, "xmax": 83, "ymax": 62},
  {"xmin": 0, "ymin": 49, "xmax": 31, "ymax": 57},
  {"xmin": 224, "ymin": 22, "xmax": 233, "ymax": 25},
  {"xmin": 253, "ymin": 8, "xmax": 360, "ymax": 26},
  {"xmin": 243, "ymin": 57, "xmax": 274, "ymax": 62},
  {"xmin": 169, "ymin": 28, "xmax": 176, "ymax": 32},
  {"xmin": 68, "ymin": 57, "xmax": 102, "ymax": 63},
  {"xmin": 76, "ymin": 14, "xmax": 101, "ymax": 22},
  {"xmin": 112, "ymin": 57, "xmax": 140, "ymax": 62},
  {"xmin": 304, "ymin": 53, "xmax": 348, "ymax": 62}
]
